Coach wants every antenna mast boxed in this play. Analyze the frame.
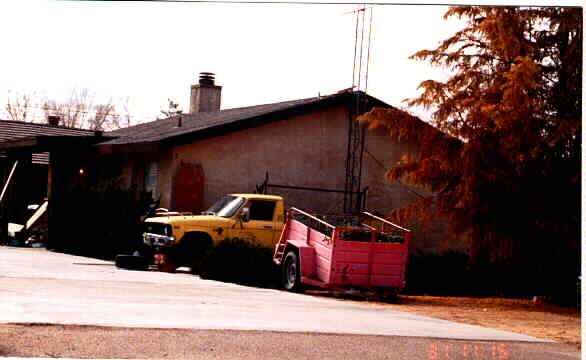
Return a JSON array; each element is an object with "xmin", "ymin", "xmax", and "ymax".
[{"xmin": 344, "ymin": 5, "xmax": 373, "ymax": 214}]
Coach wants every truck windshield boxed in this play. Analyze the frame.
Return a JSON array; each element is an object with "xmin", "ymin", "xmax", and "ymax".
[{"xmin": 205, "ymin": 195, "xmax": 245, "ymax": 217}]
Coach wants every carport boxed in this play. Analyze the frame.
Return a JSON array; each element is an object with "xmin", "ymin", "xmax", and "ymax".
[{"xmin": 0, "ymin": 128, "xmax": 111, "ymax": 246}]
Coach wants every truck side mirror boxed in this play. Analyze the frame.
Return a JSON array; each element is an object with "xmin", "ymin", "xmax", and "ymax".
[{"xmin": 240, "ymin": 208, "xmax": 250, "ymax": 222}]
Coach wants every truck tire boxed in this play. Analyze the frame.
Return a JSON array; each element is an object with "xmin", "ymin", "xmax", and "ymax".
[
  {"xmin": 115, "ymin": 254, "xmax": 149, "ymax": 271},
  {"xmin": 179, "ymin": 233, "xmax": 213, "ymax": 274},
  {"xmin": 282, "ymin": 250, "xmax": 302, "ymax": 292}
]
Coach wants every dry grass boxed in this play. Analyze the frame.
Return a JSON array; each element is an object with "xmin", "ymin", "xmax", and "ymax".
[{"xmin": 328, "ymin": 294, "xmax": 581, "ymax": 346}]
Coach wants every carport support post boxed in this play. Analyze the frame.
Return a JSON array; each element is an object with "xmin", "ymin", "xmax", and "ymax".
[
  {"xmin": 0, "ymin": 160, "xmax": 18, "ymax": 242},
  {"xmin": 47, "ymin": 151, "xmax": 63, "ymax": 250}
]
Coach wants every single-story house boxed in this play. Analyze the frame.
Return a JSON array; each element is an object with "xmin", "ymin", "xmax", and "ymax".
[{"xmin": 0, "ymin": 73, "xmax": 463, "ymax": 254}]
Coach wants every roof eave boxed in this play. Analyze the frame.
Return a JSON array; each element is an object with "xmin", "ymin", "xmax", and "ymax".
[
  {"xmin": 0, "ymin": 135, "xmax": 116, "ymax": 152},
  {"xmin": 96, "ymin": 141, "xmax": 161, "ymax": 154}
]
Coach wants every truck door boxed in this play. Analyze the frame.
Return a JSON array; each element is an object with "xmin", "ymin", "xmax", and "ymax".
[{"xmin": 237, "ymin": 199, "xmax": 278, "ymax": 247}]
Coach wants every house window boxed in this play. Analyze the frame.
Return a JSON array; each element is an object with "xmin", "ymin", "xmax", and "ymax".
[{"xmin": 144, "ymin": 161, "xmax": 159, "ymax": 197}]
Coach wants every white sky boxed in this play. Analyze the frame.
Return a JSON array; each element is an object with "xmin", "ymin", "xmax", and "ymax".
[{"xmin": 0, "ymin": 0, "xmax": 580, "ymax": 124}]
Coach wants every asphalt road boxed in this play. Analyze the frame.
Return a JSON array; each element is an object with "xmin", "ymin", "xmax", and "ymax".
[
  {"xmin": 0, "ymin": 247, "xmax": 581, "ymax": 359},
  {"xmin": 0, "ymin": 324, "xmax": 581, "ymax": 360}
]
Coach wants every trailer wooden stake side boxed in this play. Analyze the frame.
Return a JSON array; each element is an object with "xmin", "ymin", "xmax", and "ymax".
[{"xmin": 273, "ymin": 207, "xmax": 410, "ymax": 297}]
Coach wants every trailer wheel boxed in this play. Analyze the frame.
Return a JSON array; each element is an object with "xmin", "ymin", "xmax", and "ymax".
[
  {"xmin": 379, "ymin": 289, "xmax": 399, "ymax": 303},
  {"xmin": 282, "ymin": 250, "xmax": 302, "ymax": 292}
]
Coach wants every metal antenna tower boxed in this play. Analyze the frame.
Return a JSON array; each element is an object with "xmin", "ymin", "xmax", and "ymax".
[{"xmin": 344, "ymin": 5, "xmax": 373, "ymax": 214}]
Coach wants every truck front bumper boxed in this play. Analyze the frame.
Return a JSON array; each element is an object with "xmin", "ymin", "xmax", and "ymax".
[{"xmin": 143, "ymin": 233, "xmax": 176, "ymax": 248}]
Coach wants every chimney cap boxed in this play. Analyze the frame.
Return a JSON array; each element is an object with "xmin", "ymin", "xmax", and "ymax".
[
  {"xmin": 199, "ymin": 72, "xmax": 216, "ymax": 86},
  {"xmin": 47, "ymin": 115, "xmax": 60, "ymax": 126}
]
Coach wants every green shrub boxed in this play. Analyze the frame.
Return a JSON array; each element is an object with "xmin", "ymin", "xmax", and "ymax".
[{"xmin": 199, "ymin": 238, "xmax": 279, "ymax": 288}]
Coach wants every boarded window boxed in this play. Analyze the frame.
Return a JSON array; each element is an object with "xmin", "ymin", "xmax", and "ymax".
[{"xmin": 144, "ymin": 161, "xmax": 159, "ymax": 197}]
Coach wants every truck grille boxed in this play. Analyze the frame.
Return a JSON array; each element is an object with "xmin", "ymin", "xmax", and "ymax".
[{"xmin": 144, "ymin": 223, "xmax": 172, "ymax": 237}]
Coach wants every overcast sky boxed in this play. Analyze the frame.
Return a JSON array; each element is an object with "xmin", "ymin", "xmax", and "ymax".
[{"xmin": 0, "ymin": 0, "xmax": 579, "ymax": 125}]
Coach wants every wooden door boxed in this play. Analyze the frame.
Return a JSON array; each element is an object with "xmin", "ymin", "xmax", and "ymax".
[{"xmin": 173, "ymin": 162, "xmax": 205, "ymax": 214}]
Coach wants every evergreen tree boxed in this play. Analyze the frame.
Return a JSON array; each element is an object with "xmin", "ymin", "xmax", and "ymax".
[{"xmin": 361, "ymin": 6, "xmax": 582, "ymax": 300}]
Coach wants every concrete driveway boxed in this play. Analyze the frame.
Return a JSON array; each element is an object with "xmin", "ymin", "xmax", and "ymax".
[{"xmin": 0, "ymin": 247, "xmax": 548, "ymax": 342}]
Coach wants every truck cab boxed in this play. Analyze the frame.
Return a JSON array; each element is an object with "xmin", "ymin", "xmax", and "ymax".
[{"xmin": 142, "ymin": 193, "xmax": 285, "ymax": 269}]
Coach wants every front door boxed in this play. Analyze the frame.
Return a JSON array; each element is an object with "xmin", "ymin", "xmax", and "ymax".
[{"xmin": 173, "ymin": 162, "xmax": 204, "ymax": 213}]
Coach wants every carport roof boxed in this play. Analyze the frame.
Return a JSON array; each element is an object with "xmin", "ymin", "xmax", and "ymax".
[{"xmin": 0, "ymin": 120, "xmax": 99, "ymax": 164}]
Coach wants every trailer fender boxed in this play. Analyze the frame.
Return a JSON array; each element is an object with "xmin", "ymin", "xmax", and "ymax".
[{"xmin": 285, "ymin": 240, "xmax": 315, "ymax": 279}]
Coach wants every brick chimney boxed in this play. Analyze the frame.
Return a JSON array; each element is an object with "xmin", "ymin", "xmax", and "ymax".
[{"xmin": 190, "ymin": 72, "xmax": 222, "ymax": 113}]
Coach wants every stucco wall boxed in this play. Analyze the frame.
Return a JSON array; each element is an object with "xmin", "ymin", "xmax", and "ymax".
[
  {"xmin": 167, "ymin": 106, "xmax": 421, "ymax": 212},
  {"xmin": 168, "ymin": 106, "xmax": 350, "ymax": 214}
]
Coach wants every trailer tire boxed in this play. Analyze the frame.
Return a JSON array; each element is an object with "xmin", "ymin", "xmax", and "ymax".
[
  {"xmin": 282, "ymin": 250, "xmax": 302, "ymax": 292},
  {"xmin": 379, "ymin": 289, "xmax": 400, "ymax": 303}
]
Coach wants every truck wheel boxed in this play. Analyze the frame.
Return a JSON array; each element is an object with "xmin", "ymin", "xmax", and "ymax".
[
  {"xmin": 180, "ymin": 233, "xmax": 212, "ymax": 274},
  {"xmin": 282, "ymin": 250, "xmax": 302, "ymax": 292},
  {"xmin": 115, "ymin": 254, "xmax": 149, "ymax": 271}
]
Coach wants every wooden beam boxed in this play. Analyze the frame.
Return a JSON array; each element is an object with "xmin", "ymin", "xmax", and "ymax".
[{"xmin": 0, "ymin": 160, "xmax": 18, "ymax": 204}]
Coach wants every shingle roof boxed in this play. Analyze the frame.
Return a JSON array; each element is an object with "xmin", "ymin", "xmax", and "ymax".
[
  {"xmin": 0, "ymin": 91, "xmax": 393, "ymax": 157},
  {"xmin": 104, "ymin": 91, "xmax": 384, "ymax": 146},
  {"xmin": 0, "ymin": 120, "xmax": 97, "ymax": 164}
]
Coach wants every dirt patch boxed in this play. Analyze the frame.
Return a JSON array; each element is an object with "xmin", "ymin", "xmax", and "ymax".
[{"xmin": 313, "ymin": 293, "xmax": 581, "ymax": 346}]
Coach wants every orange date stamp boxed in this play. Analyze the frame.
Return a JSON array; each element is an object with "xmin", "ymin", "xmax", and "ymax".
[{"xmin": 428, "ymin": 343, "xmax": 511, "ymax": 359}]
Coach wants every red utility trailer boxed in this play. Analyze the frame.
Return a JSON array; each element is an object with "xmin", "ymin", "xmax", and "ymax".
[{"xmin": 273, "ymin": 207, "xmax": 410, "ymax": 297}]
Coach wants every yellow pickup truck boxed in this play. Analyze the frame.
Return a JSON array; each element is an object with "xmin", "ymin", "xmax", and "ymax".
[{"xmin": 116, "ymin": 193, "xmax": 285, "ymax": 271}]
